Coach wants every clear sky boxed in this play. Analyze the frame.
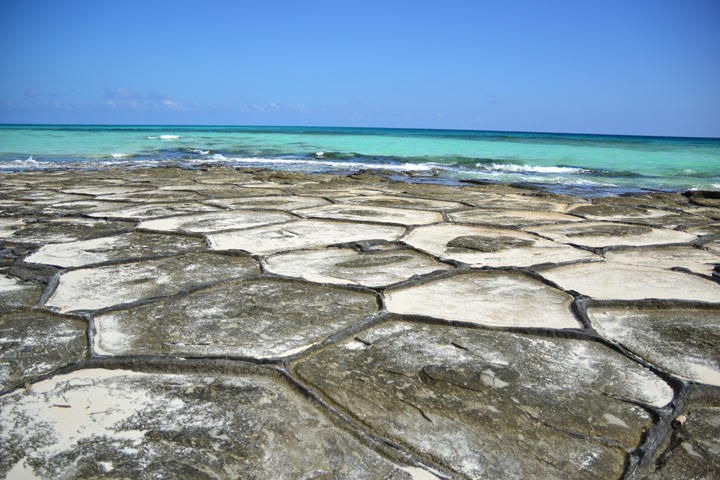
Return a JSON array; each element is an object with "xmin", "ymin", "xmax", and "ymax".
[{"xmin": 1, "ymin": 0, "xmax": 719, "ymax": 137}]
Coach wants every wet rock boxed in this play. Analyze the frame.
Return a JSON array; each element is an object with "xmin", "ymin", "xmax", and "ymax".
[
  {"xmin": 0, "ymin": 275, "xmax": 43, "ymax": 310},
  {"xmin": 449, "ymin": 208, "xmax": 583, "ymax": 226},
  {"xmin": 0, "ymin": 311, "xmax": 87, "ymax": 390},
  {"xmin": 684, "ymin": 223, "xmax": 720, "ymax": 236},
  {"xmin": 385, "ymin": 271, "xmax": 580, "ymax": 328},
  {"xmin": 205, "ymin": 195, "xmax": 331, "ymax": 210},
  {"xmin": 265, "ymin": 248, "xmax": 453, "ymax": 287},
  {"xmin": 86, "ymin": 201, "xmax": 224, "ymax": 220},
  {"xmin": 333, "ymin": 194, "xmax": 466, "ymax": 211},
  {"xmin": 0, "ymin": 368, "xmax": 418, "ymax": 479},
  {"xmin": 588, "ymin": 303, "xmax": 720, "ymax": 386},
  {"xmin": 525, "ymin": 221, "xmax": 697, "ymax": 247},
  {"xmin": 292, "ymin": 321, "xmax": 673, "ymax": 479},
  {"xmin": 208, "ymin": 219, "xmax": 405, "ymax": 255},
  {"xmin": 0, "ymin": 218, "xmax": 25, "ymax": 238},
  {"xmin": 687, "ymin": 191, "xmax": 720, "ymax": 208},
  {"xmin": 605, "ymin": 246, "xmax": 720, "ymax": 276},
  {"xmin": 540, "ymin": 263, "xmax": 720, "ymax": 302},
  {"xmin": 93, "ymin": 277, "xmax": 377, "ymax": 358},
  {"xmin": 139, "ymin": 210, "xmax": 294, "ymax": 233},
  {"xmin": 636, "ymin": 386, "xmax": 720, "ymax": 480},
  {"xmin": 8, "ymin": 217, "xmax": 136, "ymax": 244},
  {"xmin": 404, "ymin": 224, "xmax": 595, "ymax": 267},
  {"xmin": 295, "ymin": 204, "xmax": 443, "ymax": 226},
  {"xmin": 45, "ymin": 252, "xmax": 260, "ymax": 312},
  {"xmin": 25, "ymin": 231, "xmax": 205, "ymax": 268}
]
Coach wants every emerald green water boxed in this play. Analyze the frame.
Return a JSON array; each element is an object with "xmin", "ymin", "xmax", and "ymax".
[{"xmin": 1, "ymin": 125, "xmax": 719, "ymax": 193}]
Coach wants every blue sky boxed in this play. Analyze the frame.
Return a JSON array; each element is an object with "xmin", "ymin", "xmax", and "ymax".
[{"xmin": 1, "ymin": 0, "xmax": 719, "ymax": 137}]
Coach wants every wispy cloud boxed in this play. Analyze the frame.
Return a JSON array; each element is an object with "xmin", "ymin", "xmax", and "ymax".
[
  {"xmin": 104, "ymin": 88, "xmax": 171, "ymax": 101},
  {"xmin": 25, "ymin": 88, "xmax": 42, "ymax": 97}
]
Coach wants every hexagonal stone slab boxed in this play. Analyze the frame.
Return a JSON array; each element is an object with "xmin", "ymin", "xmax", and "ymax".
[
  {"xmin": 567, "ymin": 204, "xmax": 682, "ymax": 222},
  {"xmin": 25, "ymin": 232, "xmax": 205, "ymax": 268},
  {"xmin": 139, "ymin": 211, "xmax": 294, "ymax": 233},
  {"xmin": 404, "ymin": 224, "xmax": 595, "ymax": 268},
  {"xmin": 540, "ymin": 263, "xmax": 720, "ymax": 302},
  {"xmin": 7, "ymin": 218, "xmax": 136, "ymax": 244},
  {"xmin": 205, "ymin": 195, "xmax": 330, "ymax": 211},
  {"xmin": 635, "ymin": 386, "xmax": 720, "ymax": 479},
  {"xmin": 0, "ymin": 311, "xmax": 86, "ymax": 390},
  {"xmin": 292, "ymin": 321, "xmax": 673, "ymax": 479},
  {"xmin": 45, "ymin": 252, "xmax": 260, "ymax": 312},
  {"xmin": 449, "ymin": 208, "xmax": 584, "ymax": 227},
  {"xmin": 333, "ymin": 194, "xmax": 465, "ymax": 211},
  {"xmin": 605, "ymin": 246, "xmax": 720, "ymax": 276},
  {"xmin": 158, "ymin": 185, "xmax": 286, "ymax": 197},
  {"xmin": 0, "ymin": 368, "xmax": 422, "ymax": 479},
  {"xmin": 525, "ymin": 222, "xmax": 697, "ymax": 248},
  {"xmin": 265, "ymin": 248, "xmax": 453, "ymax": 287},
  {"xmin": 0, "ymin": 275, "xmax": 43, "ymax": 310},
  {"xmin": 467, "ymin": 194, "xmax": 570, "ymax": 212},
  {"xmin": 93, "ymin": 277, "xmax": 377, "ymax": 358},
  {"xmin": 208, "ymin": 219, "xmax": 405, "ymax": 255},
  {"xmin": 385, "ymin": 271, "xmax": 580, "ymax": 328},
  {"xmin": 86, "ymin": 202, "xmax": 224, "ymax": 220},
  {"xmin": 588, "ymin": 303, "xmax": 720, "ymax": 386},
  {"xmin": 95, "ymin": 189, "xmax": 205, "ymax": 203},
  {"xmin": 295, "ymin": 204, "xmax": 443, "ymax": 226}
]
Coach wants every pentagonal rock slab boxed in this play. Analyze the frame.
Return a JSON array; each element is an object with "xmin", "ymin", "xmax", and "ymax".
[
  {"xmin": 385, "ymin": 271, "xmax": 580, "ymax": 328},
  {"xmin": 0, "ymin": 311, "xmax": 87, "ymax": 390},
  {"xmin": 292, "ymin": 321, "xmax": 673, "ymax": 479},
  {"xmin": 525, "ymin": 221, "xmax": 697, "ymax": 248},
  {"xmin": 205, "ymin": 195, "xmax": 330, "ymax": 210},
  {"xmin": 540, "ymin": 263, "xmax": 720, "ymax": 302},
  {"xmin": 92, "ymin": 277, "xmax": 377, "ymax": 358},
  {"xmin": 449, "ymin": 208, "xmax": 583, "ymax": 227},
  {"xmin": 404, "ymin": 224, "xmax": 595, "ymax": 267},
  {"xmin": 0, "ymin": 368, "xmax": 420, "ymax": 479},
  {"xmin": 139, "ymin": 211, "xmax": 294, "ymax": 233},
  {"xmin": 0, "ymin": 275, "xmax": 43, "ymax": 310},
  {"xmin": 605, "ymin": 246, "xmax": 720, "ymax": 276},
  {"xmin": 7, "ymin": 218, "xmax": 136, "ymax": 244},
  {"xmin": 566, "ymin": 204, "xmax": 709, "ymax": 229},
  {"xmin": 25, "ymin": 232, "xmax": 205, "ymax": 268},
  {"xmin": 265, "ymin": 248, "xmax": 453, "ymax": 287},
  {"xmin": 295, "ymin": 204, "xmax": 443, "ymax": 226},
  {"xmin": 635, "ymin": 386, "xmax": 720, "ymax": 479},
  {"xmin": 208, "ymin": 219, "xmax": 405, "ymax": 255},
  {"xmin": 333, "ymin": 194, "xmax": 465, "ymax": 211},
  {"xmin": 86, "ymin": 202, "xmax": 224, "ymax": 220},
  {"xmin": 45, "ymin": 252, "xmax": 260, "ymax": 312},
  {"xmin": 588, "ymin": 303, "xmax": 720, "ymax": 386}
]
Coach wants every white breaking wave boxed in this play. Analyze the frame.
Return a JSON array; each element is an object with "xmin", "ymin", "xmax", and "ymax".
[
  {"xmin": 147, "ymin": 135, "xmax": 181, "ymax": 140},
  {"xmin": 187, "ymin": 148, "xmax": 210, "ymax": 154},
  {"xmin": 204, "ymin": 154, "xmax": 436, "ymax": 172},
  {"xmin": 111, "ymin": 153, "xmax": 131, "ymax": 158},
  {"xmin": 478, "ymin": 163, "xmax": 589, "ymax": 174}
]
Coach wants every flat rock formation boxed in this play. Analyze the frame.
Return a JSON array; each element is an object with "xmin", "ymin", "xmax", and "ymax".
[{"xmin": 1, "ymin": 166, "xmax": 719, "ymax": 479}]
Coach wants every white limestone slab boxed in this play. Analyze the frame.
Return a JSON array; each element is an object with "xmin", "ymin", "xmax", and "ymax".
[
  {"xmin": 449, "ymin": 209, "xmax": 584, "ymax": 226},
  {"xmin": 0, "ymin": 218, "xmax": 24, "ymax": 238},
  {"xmin": 540, "ymin": 263, "xmax": 720, "ymax": 302},
  {"xmin": 403, "ymin": 224, "xmax": 595, "ymax": 267},
  {"xmin": 86, "ymin": 202, "xmax": 223, "ymax": 220},
  {"xmin": 94, "ymin": 189, "xmax": 204, "ymax": 203},
  {"xmin": 525, "ymin": 222, "xmax": 697, "ymax": 248},
  {"xmin": 205, "ymin": 195, "xmax": 331, "ymax": 211},
  {"xmin": 139, "ymin": 211, "xmax": 294, "ymax": 233},
  {"xmin": 265, "ymin": 248, "xmax": 453, "ymax": 287},
  {"xmin": 208, "ymin": 219, "xmax": 406, "ymax": 255},
  {"xmin": 385, "ymin": 271, "xmax": 580, "ymax": 328},
  {"xmin": 467, "ymin": 195, "xmax": 570, "ymax": 212},
  {"xmin": 566, "ymin": 205, "xmax": 682, "ymax": 222},
  {"xmin": 333, "ymin": 194, "xmax": 465, "ymax": 211},
  {"xmin": 605, "ymin": 246, "xmax": 720, "ymax": 276},
  {"xmin": 61, "ymin": 186, "xmax": 152, "ymax": 196},
  {"xmin": 294, "ymin": 204, "xmax": 443, "ymax": 226}
]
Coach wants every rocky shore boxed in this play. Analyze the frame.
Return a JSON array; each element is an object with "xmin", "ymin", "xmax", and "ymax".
[{"xmin": 1, "ymin": 165, "xmax": 719, "ymax": 479}]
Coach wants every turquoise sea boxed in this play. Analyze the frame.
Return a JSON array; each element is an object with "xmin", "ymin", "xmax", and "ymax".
[{"xmin": 1, "ymin": 125, "xmax": 719, "ymax": 194}]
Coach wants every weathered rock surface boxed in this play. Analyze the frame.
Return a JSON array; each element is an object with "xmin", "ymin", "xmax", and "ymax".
[
  {"xmin": 403, "ymin": 224, "xmax": 595, "ymax": 267},
  {"xmin": 0, "ymin": 275, "xmax": 43, "ymax": 310},
  {"xmin": 588, "ymin": 303, "xmax": 720, "ymax": 386},
  {"xmin": 0, "ymin": 311, "xmax": 87, "ymax": 390},
  {"xmin": 265, "ymin": 247, "xmax": 453, "ymax": 287},
  {"xmin": 385, "ymin": 271, "xmax": 581, "ymax": 328},
  {"xmin": 293, "ymin": 321, "xmax": 673, "ymax": 479},
  {"xmin": 92, "ymin": 277, "xmax": 378, "ymax": 358},
  {"xmin": 45, "ymin": 252, "xmax": 260, "ymax": 312},
  {"xmin": 208, "ymin": 219, "xmax": 405, "ymax": 254},
  {"xmin": 25, "ymin": 231, "xmax": 205, "ymax": 268},
  {"xmin": 7, "ymin": 217, "xmax": 136, "ymax": 244},
  {"xmin": 465, "ymin": 194, "xmax": 571, "ymax": 212},
  {"xmin": 295, "ymin": 204, "xmax": 444, "ymax": 226},
  {"xmin": 333, "ymin": 194, "xmax": 466, "ymax": 211},
  {"xmin": 138, "ymin": 210, "xmax": 294, "ymax": 233},
  {"xmin": 86, "ymin": 201, "xmax": 223, "ymax": 220},
  {"xmin": 540, "ymin": 262, "xmax": 720, "ymax": 302},
  {"xmin": 0, "ymin": 368, "xmax": 422, "ymax": 479},
  {"xmin": 449, "ymin": 208, "xmax": 583, "ymax": 227},
  {"xmin": 525, "ymin": 221, "xmax": 697, "ymax": 247},
  {"xmin": 204, "ymin": 195, "xmax": 330, "ymax": 210},
  {"xmin": 605, "ymin": 245, "xmax": 720, "ymax": 276}
]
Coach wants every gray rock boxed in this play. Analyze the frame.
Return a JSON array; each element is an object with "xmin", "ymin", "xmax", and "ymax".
[{"xmin": 0, "ymin": 275, "xmax": 43, "ymax": 310}]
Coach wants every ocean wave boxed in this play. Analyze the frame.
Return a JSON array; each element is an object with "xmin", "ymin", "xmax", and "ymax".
[
  {"xmin": 111, "ymin": 153, "xmax": 132, "ymax": 158},
  {"xmin": 477, "ymin": 163, "xmax": 590, "ymax": 174},
  {"xmin": 148, "ymin": 135, "xmax": 181, "ymax": 140},
  {"xmin": 203, "ymin": 154, "xmax": 436, "ymax": 172},
  {"xmin": 0, "ymin": 157, "xmax": 53, "ymax": 170}
]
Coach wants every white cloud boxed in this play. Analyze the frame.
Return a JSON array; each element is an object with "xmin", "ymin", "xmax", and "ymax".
[{"xmin": 108, "ymin": 101, "xmax": 117, "ymax": 108}]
